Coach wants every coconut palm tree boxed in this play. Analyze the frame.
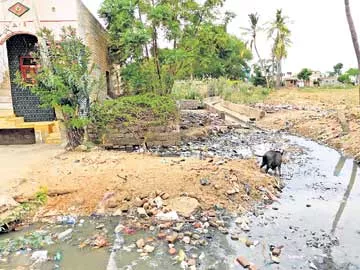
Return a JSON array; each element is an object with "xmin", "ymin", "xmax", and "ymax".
[
  {"xmin": 345, "ymin": 0, "xmax": 360, "ymax": 103},
  {"xmin": 268, "ymin": 9, "xmax": 291, "ymax": 89},
  {"xmin": 241, "ymin": 13, "xmax": 270, "ymax": 88}
]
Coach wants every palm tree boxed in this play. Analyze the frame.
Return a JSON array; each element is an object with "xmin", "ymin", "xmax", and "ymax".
[
  {"xmin": 268, "ymin": 9, "xmax": 291, "ymax": 89},
  {"xmin": 345, "ymin": 0, "xmax": 360, "ymax": 104},
  {"xmin": 241, "ymin": 13, "xmax": 270, "ymax": 88}
]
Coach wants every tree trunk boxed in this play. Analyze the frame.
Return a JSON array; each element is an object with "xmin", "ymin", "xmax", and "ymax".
[
  {"xmin": 345, "ymin": 0, "xmax": 360, "ymax": 104},
  {"xmin": 150, "ymin": 0, "xmax": 161, "ymax": 83},
  {"xmin": 138, "ymin": 6, "xmax": 149, "ymax": 60},
  {"xmin": 254, "ymin": 40, "xmax": 270, "ymax": 88},
  {"xmin": 276, "ymin": 61, "xmax": 282, "ymax": 89}
]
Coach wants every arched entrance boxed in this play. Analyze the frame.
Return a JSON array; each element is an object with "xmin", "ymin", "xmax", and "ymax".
[{"xmin": 6, "ymin": 34, "xmax": 55, "ymax": 122}]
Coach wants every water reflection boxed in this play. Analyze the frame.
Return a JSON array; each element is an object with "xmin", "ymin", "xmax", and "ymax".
[{"xmin": 333, "ymin": 156, "xmax": 347, "ymax": 176}]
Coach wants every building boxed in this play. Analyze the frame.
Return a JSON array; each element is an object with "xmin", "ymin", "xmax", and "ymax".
[{"xmin": 0, "ymin": 0, "xmax": 119, "ymax": 144}]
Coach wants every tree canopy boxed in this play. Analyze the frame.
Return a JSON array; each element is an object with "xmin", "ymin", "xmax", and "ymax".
[{"xmin": 100, "ymin": 0, "xmax": 252, "ymax": 94}]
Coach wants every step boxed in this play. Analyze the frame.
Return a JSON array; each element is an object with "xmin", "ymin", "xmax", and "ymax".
[
  {"xmin": 0, "ymin": 89, "xmax": 11, "ymax": 97},
  {"xmin": 0, "ymin": 110, "xmax": 14, "ymax": 117},
  {"xmin": 0, "ymin": 96, "xmax": 12, "ymax": 103},
  {"xmin": 0, "ymin": 103, "xmax": 12, "ymax": 110}
]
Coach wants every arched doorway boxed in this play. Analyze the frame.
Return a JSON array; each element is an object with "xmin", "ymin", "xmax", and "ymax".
[{"xmin": 6, "ymin": 34, "xmax": 55, "ymax": 122}]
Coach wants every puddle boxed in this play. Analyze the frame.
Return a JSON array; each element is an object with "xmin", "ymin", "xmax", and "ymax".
[{"xmin": 1, "ymin": 130, "xmax": 360, "ymax": 269}]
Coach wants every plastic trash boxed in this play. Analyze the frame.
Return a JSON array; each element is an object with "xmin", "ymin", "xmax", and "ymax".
[{"xmin": 31, "ymin": 250, "xmax": 48, "ymax": 262}]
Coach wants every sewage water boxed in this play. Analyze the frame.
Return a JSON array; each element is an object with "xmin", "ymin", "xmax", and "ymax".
[{"xmin": 1, "ymin": 131, "xmax": 360, "ymax": 269}]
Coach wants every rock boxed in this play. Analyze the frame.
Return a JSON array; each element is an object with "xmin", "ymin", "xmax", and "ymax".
[
  {"xmin": 168, "ymin": 247, "xmax": 177, "ymax": 255},
  {"xmin": 192, "ymin": 234, "xmax": 200, "ymax": 240},
  {"xmin": 31, "ymin": 250, "xmax": 48, "ymax": 262},
  {"xmin": 75, "ymin": 145, "xmax": 88, "ymax": 152},
  {"xmin": 272, "ymin": 248, "xmax": 282, "ymax": 256},
  {"xmin": 157, "ymin": 232, "xmax": 166, "ymax": 239},
  {"xmin": 200, "ymin": 178, "xmax": 210, "ymax": 186},
  {"xmin": 245, "ymin": 239, "xmax": 254, "ymax": 247},
  {"xmin": 58, "ymin": 229, "xmax": 73, "ymax": 240},
  {"xmin": 214, "ymin": 184, "xmax": 221, "ymax": 190},
  {"xmin": 231, "ymin": 234, "xmax": 239, "ymax": 240},
  {"xmin": 0, "ymin": 195, "xmax": 19, "ymax": 214},
  {"xmin": 188, "ymin": 258, "xmax": 196, "ymax": 266},
  {"xmin": 137, "ymin": 208, "xmax": 148, "ymax": 218},
  {"xmin": 236, "ymin": 256, "xmax": 250, "ymax": 268},
  {"xmin": 166, "ymin": 233, "xmax": 178, "ymax": 243},
  {"xmin": 193, "ymin": 222, "xmax": 202, "ymax": 229},
  {"xmin": 271, "ymin": 254, "xmax": 280, "ymax": 264},
  {"xmin": 235, "ymin": 217, "xmax": 243, "ymax": 224},
  {"xmin": 114, "ymin": 224, "xmax": 125, "ymax": 233},
  {"xmin": 136, "ymin": 238, "xmax": 145, "ymax": 249},
  {"xmin": 134, "ymin": 198, "xmax": 147, "ymax": 207},
  {"xmin": 240, "ymin": 222, "xmax": 250, "ymax": 232},
  {"xmin": 161, "ymin": 193, "xmax": 170, "ymax": 200},
  {"xmin": 306, "ymin": 204, "xmax": 312, "ymax": 208},
  {"xmin": 226, "ymin": 189, "xmax": 237, "ymax": 195},
  {"xmin": 219, "ymin": 227, "xmax": 229, "ymax": 235},
  {"xmin": 183, "ymin": 236, "xmax": 191, "ymax": 244},
  {"xmin": 309, "ymin": 261, "xmax": 318, "ymax": 270},
  {"xmin": 143, "ymin": 245, "xmax": 155, "ymax": 253},
  {"xmin": 173, "ymin": 223, "xmax": 184, "ymax": 232},
  {"xmin": 155, "ymin": 211, "xmax": 179, "ymax": 221},
  {"xmin": 154, "ymin": 197, "xmax": 163, "ymax": 208},
  {"xmin": 249, "ymin": 265, "xmax": 257, "ymax": 270},
  {"xmin": 167, "ymin": 197, "xmax": 200, "ymax": 217}
]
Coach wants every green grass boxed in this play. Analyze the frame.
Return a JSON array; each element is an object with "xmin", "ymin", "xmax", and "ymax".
[{"xmin": 171, "ymin": 77, "xmax": 271, "ymax": 104}]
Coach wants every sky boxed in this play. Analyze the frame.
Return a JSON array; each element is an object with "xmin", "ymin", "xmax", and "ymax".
[{"xmin": 82, "ymin": 0, "xmax": 360, "ymax": 73}]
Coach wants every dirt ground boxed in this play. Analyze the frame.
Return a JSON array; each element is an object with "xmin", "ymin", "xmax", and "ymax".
[
  {"xmin": 257, "ymin": 88, "xmax": 360, "ymax": 161},
  {"xmin": 4, "ymin": 147, "xmax": 275, "ymax": 218}
]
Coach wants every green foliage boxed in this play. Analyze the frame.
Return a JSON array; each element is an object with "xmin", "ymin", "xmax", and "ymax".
[
  {"xmin": 333, "ymin": 63, "xmax": 344, "ymax": 75},
  {"xmin": 100, "ymin": 0, "xmax": 251, "ymax": 94},
  {"xmin": 35, "ymin": 186, "xmax": 48, "ymax": 205},
  {"xmin": 297, "ymin": 68, "xmax": 313, "ymax": 81},
  {"xmin": 171, "ymin": 81, "xmax": 204, "ymax": 100},
  {"xmin": 15, "ymin": 27, "xmax": 98, "ymax": 147},
  {"xmin": 251, "ymin": 65, "xmax": 267, "ymax": 87},
  {"xmin": 91, "ymin": 94, "xmax": 178, "ymax": 139},
  {"xmin": 338, "ymin": 73, "xmax": 351, "ymax": 84},
  {"xmin": 337, "ymin": 68, "xmax": 359, "ymax": 84}
]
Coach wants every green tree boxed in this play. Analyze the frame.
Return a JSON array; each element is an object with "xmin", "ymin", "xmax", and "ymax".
[
  {"xmin": 100, "ymin": 0, "xmax": 251, "ymax": 94},
  {"xmin": 297, "ymin": 68, "xmax": 313, "ymax": 81},
  {"xmin": 241, "ymin": 13, "xmax": 270, "ymax": 88},
  {"xmin": 333, "ymin": 63, "xmax": 344, "ymax": 76},
  {"xmin": 268, "ymin": 9, "xmax": 292, "ymax": 89},
  {"xmin": 16, "ymin": 27, "xmax": 98, "ymax": 148},
  {"xmin": 251, "ymin": 65, "xmax": 267, "ymax": 87}
]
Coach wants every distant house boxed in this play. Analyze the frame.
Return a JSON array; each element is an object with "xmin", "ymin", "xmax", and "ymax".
[{"xmin": 320, "ymin": 76, "xmax": 342, "ymax": 86}]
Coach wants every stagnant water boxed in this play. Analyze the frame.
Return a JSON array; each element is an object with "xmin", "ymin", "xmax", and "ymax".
[{"xmin": 1, "ymin": 131, "xmax": 360, "ymax": 269}]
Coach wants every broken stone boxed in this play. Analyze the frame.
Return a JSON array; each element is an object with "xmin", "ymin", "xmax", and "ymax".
[
  {"xmin": 183, "ymin": 236, "xmax": 191, "ymax": 244},
  {"xmin": 271, "ymin": 248, "xmax": 282, "ymax": 256},
  {"xmin": 173, "ymin": 223, "xmax": 184, "ymax": 232},
  {"xmin": 137, "ymin": 208, "xmax": 148, "ymax": 218},
  {"xmin": 226, "ymin": 189, "xmax": 237, "ymax": 195},
  {"xmin": 168, "ymin": 247, "xmax": 177, "ymax": 255},
  {"xmin": 231, "ymin": 234, "xmax": 239, "ymax": 240},
  {"xmin": 136, "ymin": 238, "xmax": 145, "ymax": 249},
  {"xmin": 58, "ymin": 229, "xmax": 73, "ymax": 240},
  {"xmin": 271, "ymin": 254, "xmax": 280, "ymax": 264},
  {"xmin": 240, "ymin": 222, "xmax": 250, "ymax": 232},
  {"xmin": 157, "ymin": 232, "xmax": 166, "ymax": 239},
  {"xmin": 200, "ymin": 178, "xmax": 210, "ymax": 186},
  {"xmin": 166, "ymin": 233, "xmax": 178, "ymax": 243},
  {"xmin": 154, "ymin": 197, "xmax": 163, "ymax": 208},
  {"xmin": 236, "ymin": 256, "xmax": 250, "ymax": 268},
  {"xmin": 161, "ymin": 193, "xmax": 170, "ymax": 200},
  {"xmin": 156, "ymin": 211, "xmax": 179, "ymax": 221},
  {"xmin": 167, "ymin": 197, "xmax": 200, "ymax": 217},
  {"xmin": 192, "ymin": 234, "xmax": 200, "ymax": 240},
  {"xmin": 219, "ymin": 227, "xmax": 229, "ymax": 235},
  {"xmin": 143, "ymin": 245, "xmax": 155, "ymax": 253},
  {"xmin": 245, "ymin": 239, "xmax": 254, "ymax": 247},
  {"xmin": 188, "ymin": 258, "xmax": 196, "ymax": 266}
]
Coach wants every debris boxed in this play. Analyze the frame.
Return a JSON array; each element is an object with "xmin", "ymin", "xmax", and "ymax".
[
  {"xmin": 155, "ymin": 211, "xmax": 179, "ymax": 221},
  {"xmin": 236, "ymin": 256, "xmax": 250, "ymax": 268},
  {"xmin": 57, "ymin": 229, "xmax": 73, "ymax": 240},
  {"xmin": 166, "ymin": 197, "xmax": 200, "ymax": 217},
  {"xmin": 200, "ymin": 178, "xmax": 210, "ymax": 186},
  {"xmin": 271, "ymin": 254, "xmax": 280, "ymax": 264},
  {"xmin": 136, "ymin": 239, "xmax": 145, "ymax": 249},
  {"xmin": 183, "ymin": 236, "xmax": 191, "ymax": 244},
  {"xmin": 178, "ymin": 249, "xmax": 186, "ymax": 262},
  {"xmin": 93, "ymin": 234, "xmax": 108, "ymax": 248},
  {"xmin": 57, "ymin": 216, "xmax": 76, "ymax": 225},
  {"xmin": 154, "ymin": 197, "xmax": 163, "ymax": 208},
  {"xmin": 143, "ymin": 245, "xmax": 155, "ymax": 253},
  {"xmin": 169, "ymin": 247, "xmax": 177, "ymax": 255},
  {"xmin": 161, "ymin": 193, "xmax": 170, "ymax": 200},
  {"xmin": 309, "ymin": 261, "xmax": 318, "ymax": 270},
  {"xmin": 137, "ymin": 208, "xmax": 148, "ymax": 218},
  {"xmin": 166, "ymin": 233, "xmax": 178, "ymax": 244},
  {"xmin": 31, "ymin": 250, "xmax": 48, "ymax": 263},
  {"xmin": 240, "ymin": 222, "xmax": 250, "ymax": 232},
  {"xmin": 231, "ymin": 234, "xmax": 240, "ymax": 240}
]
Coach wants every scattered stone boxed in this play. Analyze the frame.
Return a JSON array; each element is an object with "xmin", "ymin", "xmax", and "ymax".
[
  {"xmin": 166, "ymin": 233, "xmax": 178, "ymax": 243},
  {"xmin": 192, "ymin": 234, "xmax": 201, "ymax": 240},
  {"xmin": 75, "ymin": 145, "xmax": 88, "ymax": 152},
  {"xmin": 271, "ymin": 248, "xmax": 282, "ymax": 256},
  {"xmin": 168, "ymin": 247, "xmax": 177, "ymax": 255},
  {"xmin": 236, "ymin": 256, "xmax": 250, "ymax": 268},
  {"xmin": 157, "ymin": 232, "xmax": 167, "ymax": 239},
  {"xmin": 136, "ymin": 238, "xmax": 145, "ymax": 249},
  {"xmin": 156, "ymin": 211, "xmax": 179, "ymax": 221},
  {"xmin": 245, "ymin": 239, "xmax": 254, "ymax": 247},
  {"xmin": 231, "ymin": 234, "xmax": 239, "ymax": 240},
  {"xmin": 309, "ymin": 261, "xmax": 318, "ymax": 270},
  {"xmin": 219, "ymin": 227, "xmax": 229, "ymax": 235},
  {"xmin": 306, "ymin": 204, "xmax": 312, "ymax": 208},
  {"xmin": 154, "ymin": 197, "xmax": 163, "ymax": 208},
  {"xmin": 167, "ymin": 197, "xmax": 200, "ymax": 217},
  {"xmin": 241, "ymin": 222, "xmax": 250, "ymax": 232},
  {"xmin": 161, "ymin": 193, "xmax": 170, "ymax": 200},
  {"xmin": 96, "ymin": 224, "xmax": 105, "ymax": 230},
  {"xmin": 58, "ymin": 229, "xmax": 73, "ymax": 240},
  {"xmin": 183, "ymin": 236, "xmax": 191, "ymax": 244},
  {"xmin": 200, "ymin": 178, "xmax": 210, "ymax": 186},
  {"xmin": 137, "ymin": 207, "xmax": 148, "ymax": 218},
  {"xmin": 194, "ymin": 222, "xmax": 202, "ymax": 229},
  {"xmin": 143, "ymin": 245, "xmax": 155, "ymax": 253},
  {"xmin": 188, "ymin": 259, "xmax": 196, "ymax": 266},
  {"xmin": 31, "ymin": 250, "xmax": 48, "ymax": 262},
  {"xmin": 271, "ymin": 254, "xmax": 280, "ymax": 264},
  {"xmin": 173, "ymin": 223, "xmax": 184, "ymax": 232},
  {"xmin": 226, "ymin": 189, "xmax": 237, "ymax": 195}
]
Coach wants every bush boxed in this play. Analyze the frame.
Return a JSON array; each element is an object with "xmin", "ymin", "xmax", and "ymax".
[{"xmin": 90, "ymin": 93, "xmax": 178, "ymax": 137}]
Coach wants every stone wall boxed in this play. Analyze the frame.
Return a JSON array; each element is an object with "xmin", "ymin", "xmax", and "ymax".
[
  {"xmin": 176, "ymin": 100, "xmax": 204, "ymax": 110},
  {"xmin": 89, "ymin": 123, "xmax": 180, "ymax": 148},
  {"xmin": 0, "ymin": 128, "xmax": 35, "ymax": 145}
]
